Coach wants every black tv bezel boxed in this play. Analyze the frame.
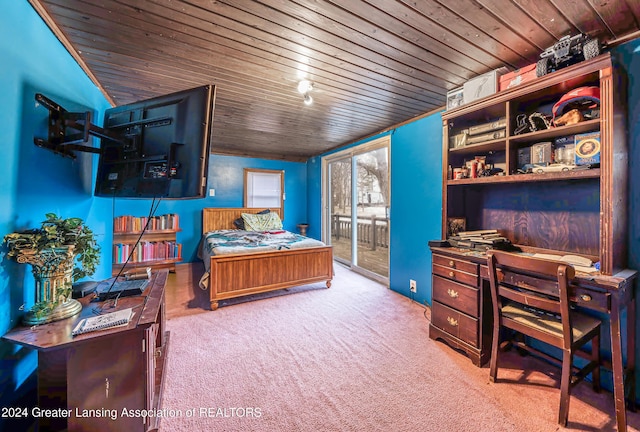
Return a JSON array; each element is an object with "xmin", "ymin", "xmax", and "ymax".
[{"xmin": 94, "ymin": 84, "xmax": 215, "ymax": 200}]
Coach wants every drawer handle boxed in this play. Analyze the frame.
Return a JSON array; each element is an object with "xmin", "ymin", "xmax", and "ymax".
[
  {"xmin": 447, "ymin": 316, "xmax": 458, "ymax": 327},
  {"xmin": 580, "ymin": 294, "xmax": 592, "ymax": 302},
  {"xmin": 447, "ymin": 289, "xmax": 459, "ymax": 298},
  {"xmin": 449, "ymin": 271, "xmax": 455, "ymax": 278},
  {"xmin": 449, "ymin": 260, "xmax": 455, "ymax": 268}
]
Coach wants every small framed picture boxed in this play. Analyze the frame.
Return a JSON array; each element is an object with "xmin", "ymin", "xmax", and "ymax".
[{"xmin": 447, "ymin": 217, "xmax": 466, "ymax": 237}]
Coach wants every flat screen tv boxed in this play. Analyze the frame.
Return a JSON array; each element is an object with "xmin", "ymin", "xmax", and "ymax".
[{"xmin": 94, "ymin": 84, "xmax": 216, "ymax": 199}]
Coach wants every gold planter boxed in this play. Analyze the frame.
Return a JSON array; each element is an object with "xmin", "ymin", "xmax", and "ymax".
[{"xmin": 18, "ymin": 246, "xmax": 82, "ymax": 325}]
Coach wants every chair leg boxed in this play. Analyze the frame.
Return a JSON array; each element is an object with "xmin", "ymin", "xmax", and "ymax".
[
  {"xmin": 514, "ymin": 332, "xmax": 528, "ymax": 356},
  {"xmin": 592, "ymin": 331, "xmax": 601, "ymax": 393},
  {"xmin": 489, "ymin": 323, "xmax": 501, "ymax": 382},
  {"xmin": 558, "ymin": 351, "xmax": 573, "ymax": 426}
]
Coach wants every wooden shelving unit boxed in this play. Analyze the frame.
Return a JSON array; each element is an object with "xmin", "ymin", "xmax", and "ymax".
[
  {"xmin": 429, "ymin": 52, "xmax": 632, "ymax": 377},
  {"xmin": 112, "ymin": 214, "xmax": 182, "ymax": 276},
  {"xmin": 440, "ymin": 53, "xmax": 628, "ymax": 276}
]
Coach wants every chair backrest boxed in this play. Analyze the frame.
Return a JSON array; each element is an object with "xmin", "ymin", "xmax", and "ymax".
[{"xmin": 487, "ymin": 250, "xmax": 576, "ymax": 347}]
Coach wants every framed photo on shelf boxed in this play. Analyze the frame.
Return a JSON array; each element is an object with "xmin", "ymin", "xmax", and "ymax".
[{"xmin": 447, "ymin": 217, "xmax": 466, "ymax": 237}]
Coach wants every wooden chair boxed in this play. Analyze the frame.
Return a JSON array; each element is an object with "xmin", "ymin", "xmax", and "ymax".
[{"xmin": 486, "ymin": 250, "xmax": 601, "ymax": 426}]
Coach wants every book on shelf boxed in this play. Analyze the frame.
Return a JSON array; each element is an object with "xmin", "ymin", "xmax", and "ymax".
[
  {"xmin": 457, "ymin": 229, "xmax": 499, "ymax": 239},
  {"xmin": 470, "ymin": 237, "xmax": 509, "ymax": 245},
  {"xmin": 113, "ymin": 241, "xmax": 182, "ymax": 264},
  {"xmin": 72, "ymin": 307, "xmax": 134, "ymax": 336},
  {"xmin": 114, "ymin": 214, "xmax": 180, "ymax": 233}
]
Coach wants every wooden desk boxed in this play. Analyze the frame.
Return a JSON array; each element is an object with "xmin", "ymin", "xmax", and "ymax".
[
  {"xmin": 2, "ymin": 270, "xmax": 170, "ymax": 432},
  {"xmin": 429, "ymin": 247, "xmax": 636, "ymax": 432}
]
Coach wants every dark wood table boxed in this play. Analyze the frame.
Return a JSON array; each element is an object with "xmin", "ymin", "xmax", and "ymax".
[
  {"xmin": 3, "ymin": 270, "xmax": 169, "ymax": 432},
  {"xmin": 430, "ymin": 247, "xmax": 636, "ymax": 432}
]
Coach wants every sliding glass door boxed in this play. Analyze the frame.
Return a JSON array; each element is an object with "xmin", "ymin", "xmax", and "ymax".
[
  {"xmin": 328, "ymin": 157, "xmax": 353, "ymax": 263},
  {"xmin": 354, "ymin": 146, "xmax": 389, "ymax": 277},
  {"xmin": 324, "ymin": 137, "xmax": 390, "ymax": 282}
]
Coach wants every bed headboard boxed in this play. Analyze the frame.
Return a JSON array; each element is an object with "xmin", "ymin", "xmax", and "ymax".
[{"xmin": 202, "ymin": 208, "xmax": 282, "ymax": 233}]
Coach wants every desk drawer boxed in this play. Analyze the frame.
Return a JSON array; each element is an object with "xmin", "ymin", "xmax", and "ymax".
[
  {"xmin": 433, "ymin": 275, "xmax": 479, "ymax": 317},
  {"xmin": 432, "ymin": 301, "xmax": 478, "ymax": 347},
  {"xmin": 433, "ymin": 263, "xmax": 478, "ymax": 287},
  {"xmin": 479, "ymin": 264, "xmax": 489, "ymax": 280},
  {"xmin": 433, "ymin": 254, "xmax": 478, "ymax": 274},
  {"xmin": 572, "ymin": 286, "xmax": 610, "ymax": 313}
]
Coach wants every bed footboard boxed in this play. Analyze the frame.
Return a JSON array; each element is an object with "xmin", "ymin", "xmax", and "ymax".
[{"xmin": 208, "ymin": 246, "xmax": 333, "ymax": 310}]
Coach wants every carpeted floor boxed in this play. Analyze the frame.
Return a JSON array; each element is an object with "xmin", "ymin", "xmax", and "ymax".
[{"xmin": 160, "ymin": 263, "xmax": 639, "ymax": 431}]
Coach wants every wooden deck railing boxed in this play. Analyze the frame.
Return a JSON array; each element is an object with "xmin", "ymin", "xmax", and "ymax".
[{"xmin": 331, "ymin": 214, "xmax": 389, "ymax": 251}]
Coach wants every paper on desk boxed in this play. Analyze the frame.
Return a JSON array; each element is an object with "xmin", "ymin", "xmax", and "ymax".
[{"xmin": 531, "ymin": 253, "xmax": 598, "ymax": 274}]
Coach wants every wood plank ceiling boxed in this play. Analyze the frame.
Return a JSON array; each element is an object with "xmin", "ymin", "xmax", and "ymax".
[{"xmin": 31, "ymin": 0, "xmax": 640, "ymax": 161}]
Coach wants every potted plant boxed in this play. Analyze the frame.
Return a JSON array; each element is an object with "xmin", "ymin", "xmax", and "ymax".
[{"xmin": 3, "ymin": 213, "xmax": 101, "ymax": 324}]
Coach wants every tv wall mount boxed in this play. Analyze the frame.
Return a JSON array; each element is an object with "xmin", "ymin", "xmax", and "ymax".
[{"xmin": 34, "ymin": 93, "xmax": 123, "ymax": 159}]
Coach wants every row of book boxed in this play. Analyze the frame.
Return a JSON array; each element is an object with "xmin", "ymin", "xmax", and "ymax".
[
  {"xmin": 113, "ymin": 241, "xmax": 182, "ymax": 264},
  {"xmin": 114, "ymin": 214, "xmax": 180, "ymax": 233},
  {"xmin": 448, "ymin": 229, "xmax": 510, "ymax": 251}
]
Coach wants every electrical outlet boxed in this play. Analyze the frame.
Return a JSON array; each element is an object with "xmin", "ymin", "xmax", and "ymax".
[{"xmin": 410, "ymin": 279, "xmax": 417, "ymax": 293}]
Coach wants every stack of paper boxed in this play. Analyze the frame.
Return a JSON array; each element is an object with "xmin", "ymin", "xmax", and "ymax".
[
  {"xmin": 449, "ymin": 230, "xmax": 510, "ymax": 251},
  {"xmin": 72, "ymin": 307, "xmax": 134, "ymax": 336}
]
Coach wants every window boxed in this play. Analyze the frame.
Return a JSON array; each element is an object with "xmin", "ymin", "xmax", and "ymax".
[{"xmin": 244, "ymin": 168, "xmax": 284, "ymax": 217}]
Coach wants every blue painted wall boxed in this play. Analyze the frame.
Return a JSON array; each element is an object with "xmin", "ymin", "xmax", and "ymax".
[
  {"xmin": 0, "ymin": 2, "xmax": 112, "ymax": 428},
  {"xmin": 389, "ymin": 115, "xmax": 443, "ymax": 305},
  {"xmin": 205, "ymin": 155, "xmax": 308, "ymax": 235}
]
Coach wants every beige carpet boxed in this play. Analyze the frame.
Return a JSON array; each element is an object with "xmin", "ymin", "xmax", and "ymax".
[{"xmin": 160, "ymin": 263, "xmax": 639, "ymax": 431}]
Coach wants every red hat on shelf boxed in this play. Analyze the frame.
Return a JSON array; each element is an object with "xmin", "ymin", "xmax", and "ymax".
[{"xmin": 552, "ymin": 86, "xmax": 600, "ymax": 124}]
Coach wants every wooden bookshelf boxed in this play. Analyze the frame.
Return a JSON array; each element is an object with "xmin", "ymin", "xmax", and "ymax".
[{"xmin": 112, "ymin": 214, "xmax": 182, "ymax": 275}]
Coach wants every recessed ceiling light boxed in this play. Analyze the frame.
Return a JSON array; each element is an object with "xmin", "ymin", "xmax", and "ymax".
[{"xmin": 297, "ymin": 80, "xmax": 313, "ymax": 94}]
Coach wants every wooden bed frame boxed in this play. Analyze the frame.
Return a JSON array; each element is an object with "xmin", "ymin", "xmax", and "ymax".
[{"xmin": 202, "ymin": 207, "xmax": 333, "ymax": 310}]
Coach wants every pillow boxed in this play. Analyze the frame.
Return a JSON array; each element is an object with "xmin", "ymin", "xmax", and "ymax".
[
  {"xmin": 242, "ymin": 211, "xmax": 283, "ymax": 231},
  {"xmin": 233, "ymin": 217, "xmax": 245, "ymax": 230},
  {"xmin": 233, "ymin": 209, "xmax": 271, "ymax": 230}
]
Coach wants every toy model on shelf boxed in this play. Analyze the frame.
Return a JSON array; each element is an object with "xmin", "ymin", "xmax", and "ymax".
[
  {"xmin": 536, "ymin": 33, "xmax": 600, "ymax": 77},
  {"xmin": 520, "ymin": 163, "xmax": 592, "ymax": 174}
]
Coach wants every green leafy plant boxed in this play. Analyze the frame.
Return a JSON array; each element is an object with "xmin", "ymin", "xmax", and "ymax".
[
  {"xmin": 30, "ymin": 300, "xmax": 55, "ymax": 320},
  {"xmin": 3, "ymin": 213, "xmax": 101, "ymax": 282}
]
